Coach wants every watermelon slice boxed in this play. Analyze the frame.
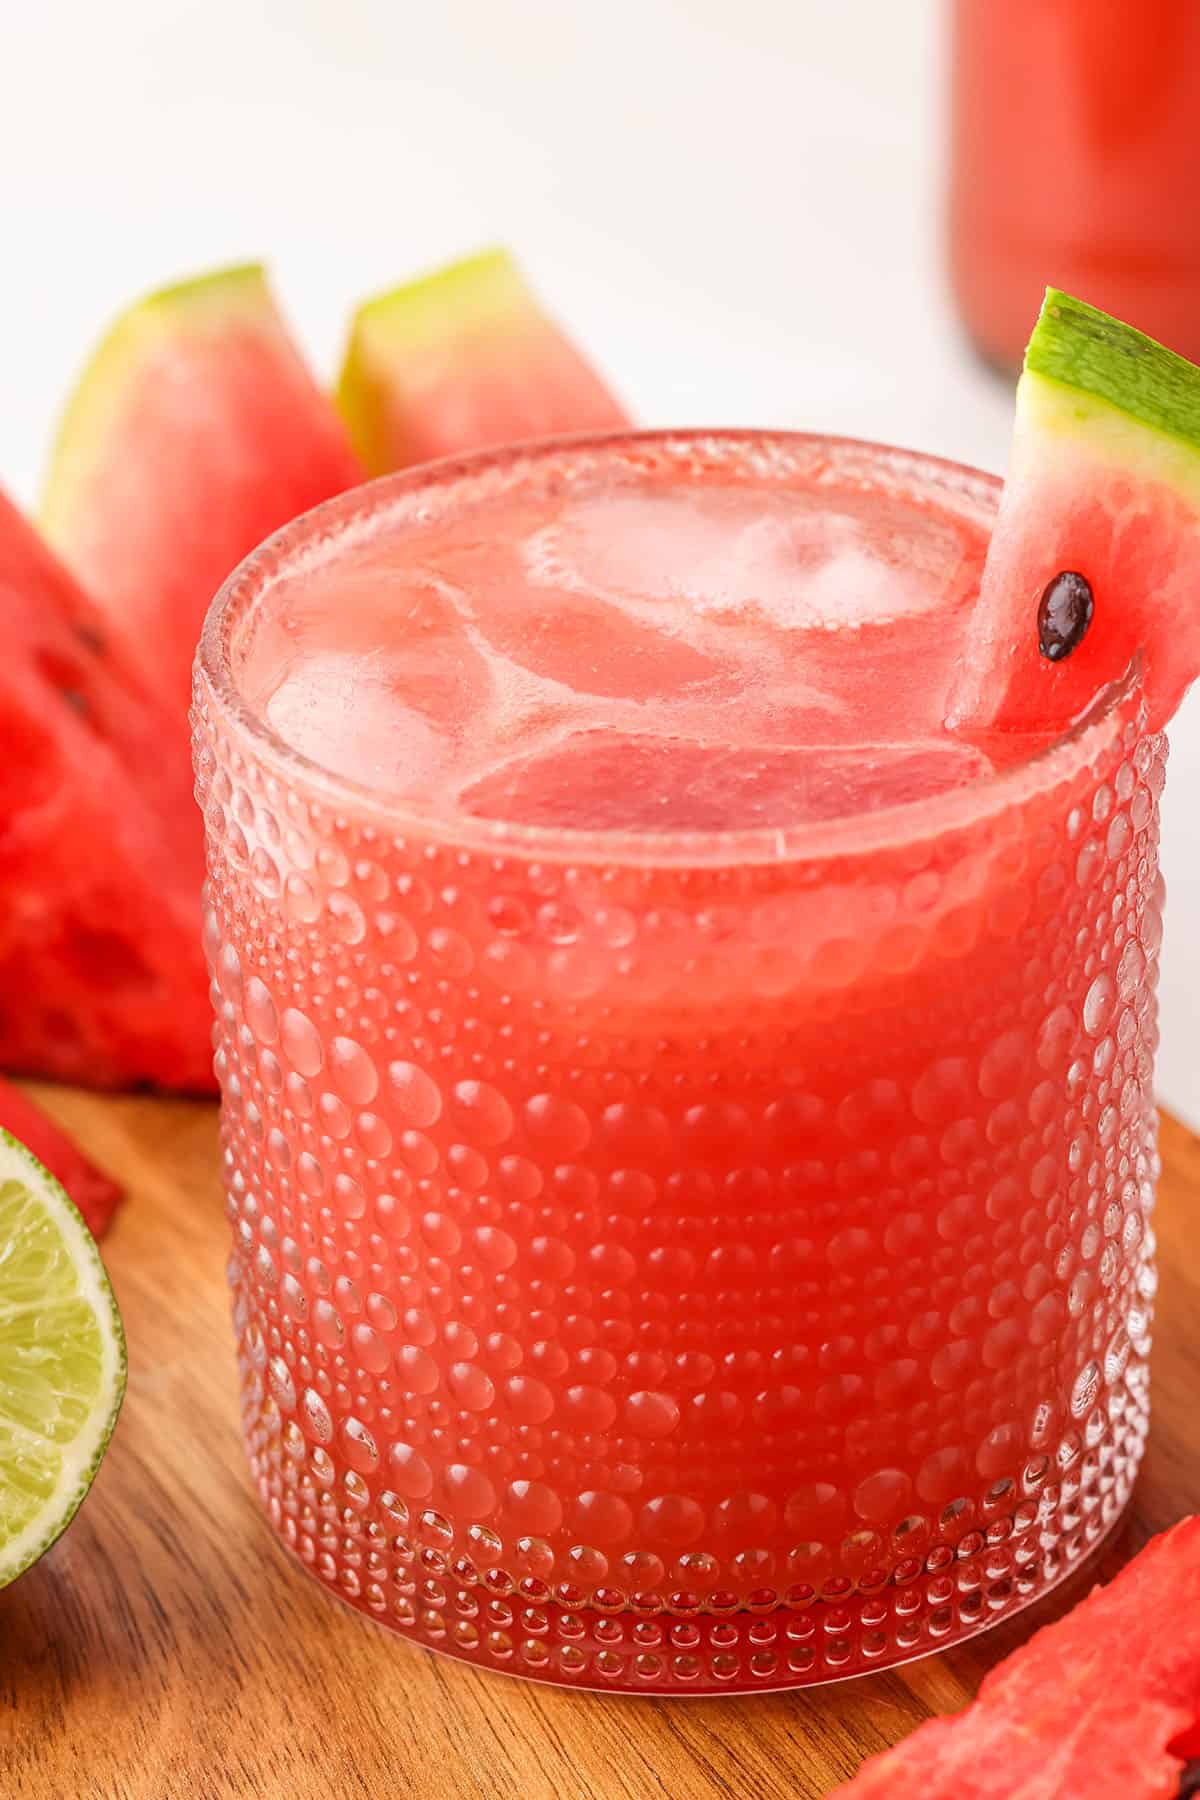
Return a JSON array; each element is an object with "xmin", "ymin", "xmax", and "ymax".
[
  {"xmin": 949, "ymin": 289, "xmax": 1200, "ymax": 735},
  {"xmin": 833, "ymin": 1517, "xmax": 1200, "ymax": 1798},
  {"xmin": 0, "ymin": 490, "xmax": 193, "ymax": 830},
  {"xmin": 336, "ymin": 247, "xmax": 631, "ymax": 476},
  {"xmin": 0, "ymin": 492, "xmax": 211, "ymax": 1091},
  {"xmin": 0, "ymin": 1079, "xmax": 122, "ymax": 1238},
  {"xmin": 42, "ymin": 264, "xmax": 363, "ymax": 711}
]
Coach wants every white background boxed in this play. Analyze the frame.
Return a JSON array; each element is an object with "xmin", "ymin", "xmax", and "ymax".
[{"xmin": 3, "ymin": 1, "xmax": 1197, "ymax": 1118}]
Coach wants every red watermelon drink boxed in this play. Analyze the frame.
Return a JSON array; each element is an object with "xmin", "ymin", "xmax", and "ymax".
[
  {"xmin": 949, "ymin": 0, "xmax": 1200, "ymax": 373},
  {"xmin": 195, "ymin": 301, "xmax": 1178, "ymax": 1690}
]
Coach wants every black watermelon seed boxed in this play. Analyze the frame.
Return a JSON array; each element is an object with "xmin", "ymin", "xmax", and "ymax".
[
  {"xmin": 1177, "ymin": 1759, "xmax": 1200, "ymax": 1799},
  {"xmin": 1037, "ymin": 570, "xmax": 1094, "ymax": 661}
]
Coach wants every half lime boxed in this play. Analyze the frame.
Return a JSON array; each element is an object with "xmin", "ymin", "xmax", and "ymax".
[{"xmin": 0, "ymin": 1128, "xmax": 126, "ymax": 1588}]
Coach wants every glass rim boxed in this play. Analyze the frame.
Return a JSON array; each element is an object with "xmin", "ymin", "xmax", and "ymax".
[{"xmin": 195, "ymin": 427, "xmax": 1145, "ymax": 870}]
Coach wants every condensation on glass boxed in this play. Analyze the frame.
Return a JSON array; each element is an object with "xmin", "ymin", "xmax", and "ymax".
[{"xmin": 194, "ymin": 433, "xmax": 1162, "ymax": 1693}]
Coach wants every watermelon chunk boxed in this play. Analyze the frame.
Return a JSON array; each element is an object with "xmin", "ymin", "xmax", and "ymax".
[
  {"xmin": 831, "ymin": 1517, "xmax": 1200, "ymax": 1798},
  {"xmin": 0, "ymin": 1079, "xmax": 122, "ymax": 1238},
  {"xmin": 336, "ymin": 247, "xmax": 631, "ymax": 476},
  {"xmin": 0, "ymin": 492, "xmax": 211, "ymax": 1091},
  {"xmin": 949, "ymin": 289, "xmax": 1200, "ymax": 735},
  {"xmin": 42, "ymin": 264, "xmax": 363, "ymax": 711}
]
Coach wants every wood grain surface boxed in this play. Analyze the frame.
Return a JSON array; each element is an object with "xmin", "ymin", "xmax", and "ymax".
[{"xmin": 1, "ymin": 1092, "xmax": 1197, "ymax": 1800}]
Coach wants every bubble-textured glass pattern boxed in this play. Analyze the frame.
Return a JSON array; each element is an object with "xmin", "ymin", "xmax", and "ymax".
[{"xmin": 194, "ymin": 433, "xmax": 1161, "ymax": 1692}]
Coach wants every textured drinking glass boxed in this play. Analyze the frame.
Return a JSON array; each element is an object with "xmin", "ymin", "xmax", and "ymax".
[{"xmin": 194, "ymin": 433, "xmax": 1163, "ymax": 1693}]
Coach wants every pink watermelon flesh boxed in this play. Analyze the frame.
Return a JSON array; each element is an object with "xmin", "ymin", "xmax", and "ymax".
[
  {"xmin": 42, "ymin": 265, "xmax": 364, "ymax": 715},
  {"xmin": 337, "ymin": 248, "xmax": 631, "ymax": 476},
  {"xmin": 0, "ymin": 491, "xmax": 211, "ymax": 1091},
  {"xmin": 949, "ymin": 290, "xmax": 1200, "ymax": 737},
  {"xmin": 832, "ymin": 1515, "xmax": 1200, "ymax": 1798},
  {"xmin": 0, "ymin": 1078, "xmax": 122, "ymax": 1237},
  {"xmin": 0, "ymin": 491, "xmax": 195, "ymax": 833}
]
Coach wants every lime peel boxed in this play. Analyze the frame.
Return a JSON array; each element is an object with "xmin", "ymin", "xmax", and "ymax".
[{"xmin": 0, "ymin": 1129, "xmax": 126, "ymax": 1588}]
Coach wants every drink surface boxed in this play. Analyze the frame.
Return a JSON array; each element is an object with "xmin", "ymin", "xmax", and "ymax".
[
  {"xmin": 199, "ymin": 435, "xmax": 1161, "ymax": 1692},
  {"xmin": 242, "ymin": 443, "xmax": 1000, "ymax": 833}
]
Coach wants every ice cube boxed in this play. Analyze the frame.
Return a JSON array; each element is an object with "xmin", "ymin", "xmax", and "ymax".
[
  {"xmin": 250, "ymin": 569, "xmax": 491, "ymax": 798},
  {"xmin": 265, "ymin": 651, "xmax": 445, "ymax": 794},
  {"xmin": 522, "ymin": 484, "xmax": 976, "ymax": 633},
  {"xmin": 460, "ymin": 731, "xmax": 993, "ymax": 834}
]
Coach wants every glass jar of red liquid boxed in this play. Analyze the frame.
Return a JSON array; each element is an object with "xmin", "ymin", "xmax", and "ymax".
[{"xmin": 949, "ymin": 0, "xmax": 1200, "ymax": 371}]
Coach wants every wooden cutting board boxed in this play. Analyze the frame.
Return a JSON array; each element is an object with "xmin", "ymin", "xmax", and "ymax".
[{"xmin": 1, "ymin": 1091, "xmax": 1197, "ymax": 1800}]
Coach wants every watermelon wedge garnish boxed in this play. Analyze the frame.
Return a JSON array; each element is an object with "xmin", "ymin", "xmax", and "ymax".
[
  {"xmin": 832, "ymin": 1516, "xmax": 1200, "ymax": 1797},
  {"xmin": 336, "ymin": 247, "xmax": 630, "ymax": 476},
  {"xmin": 42, "ymin": 264, "xmax": 363, "ymax": 710},
  {"xmin": 0, "ymin": 1078, "xmax": 122, "ymax": 1238},
  {"xmin": 0, "ymin": 491, "xmax": 210, "ymax": 1091},
  {"xmin": 950, "ymin": 289, "xmax": 1200, "ymax": 735}
]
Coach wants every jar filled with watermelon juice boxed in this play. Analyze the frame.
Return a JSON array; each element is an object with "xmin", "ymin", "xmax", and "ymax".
[
  {"xmin": 194, "ymin": 429, "xmax": 1160, "ymax": 1693},
  {"xmin": 949, "ymin": 0, "xmax": 1200, "ymax": 372}
]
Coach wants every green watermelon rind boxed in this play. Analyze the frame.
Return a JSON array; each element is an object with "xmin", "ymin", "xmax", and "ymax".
[
  {"xmin": 336, "ymin": 246, "xmax": 630, "ymax": 476},
  {"xmin": 133, "ymin": 263, "xmax": 266, "ymax": 316},
  {"xmin": 344, "ymin": 247, "xmax": 527, "ymax": 348},
  {"xmin": 336, "ymin": 248, "xmax": 531, "ymax": 475},
  {"xmin": 41, "ymin": 265, "xmax": 273, "ymax": 535},
  {"xmin": 1022, "ymin": 289, "xmax": 1200, "ymax": 503}
]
